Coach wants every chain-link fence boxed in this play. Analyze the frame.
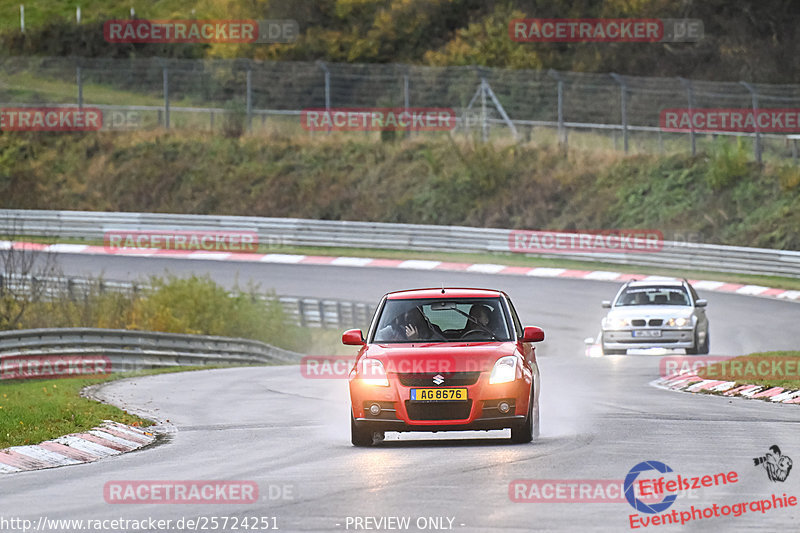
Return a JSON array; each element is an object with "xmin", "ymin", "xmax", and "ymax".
[{"xmin": 3, "ymin": 56, "xmax": 800, "ymax": 162}]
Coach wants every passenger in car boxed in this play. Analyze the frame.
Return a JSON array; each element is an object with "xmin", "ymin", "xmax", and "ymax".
[{"xmin": 378, "ymin": 307, "xmax": 433, "ymax": 341}]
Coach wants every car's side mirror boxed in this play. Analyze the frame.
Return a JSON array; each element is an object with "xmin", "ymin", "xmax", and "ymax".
[
  {"xmin": 342, "ymin": 329, "xmax": 365, "ymax": 345},
  {"xmin": 695, "ymin": 299, "xmax": 708, "ymax": 307},
  {"xmin": 522, "ymin": 326, "xmax": 545, "ymax": 343},
  {"xmin": 601, "ymin": 300, "xmax": 612, "ymax": 308}
]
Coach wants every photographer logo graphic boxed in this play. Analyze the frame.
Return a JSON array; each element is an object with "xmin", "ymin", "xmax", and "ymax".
[
  {"xmin": 624, "ymin": 461, "xmax": 678, "ymax": 514},
  {"xmin": 753, "ymin": 445, "xmax": 793, "ymax": 482}
]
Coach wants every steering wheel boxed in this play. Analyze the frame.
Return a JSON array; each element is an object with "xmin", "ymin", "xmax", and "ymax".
[{"xmin": 460, "ymin": 329, "xmax": 488, "ymax": 339}]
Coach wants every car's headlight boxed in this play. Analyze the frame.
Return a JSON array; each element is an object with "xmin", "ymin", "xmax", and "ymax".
[
  {"xmin": 607, "ymin": 317, "xmax": 630, "ymax": 329},
  {"xmin": 489, "ymin": 356, "xmax": 517, "ymax": 384},
  {"xmin": 357, "ymin": 358, "xmax": 389, "ymax": 386},
  {"xmin": 667, "ymin": 317, "xmax": 690, "ymax": 327}
]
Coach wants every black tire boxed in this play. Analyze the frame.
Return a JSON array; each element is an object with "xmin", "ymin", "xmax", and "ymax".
[
  {"xmin": 692, "ymin": 330, "xmax": 710, "ymax": 355},
  {"xmin": 511, "ymin": 388, "xmax": 538, "ymax": 444},
  {"xmin": 602, "ymin": 344, "xmax": 626, "ymax": 355},
  {"xmin": 351, "ymin": 412, "xmax": 372, "ymax": 447},
  {"xmin": 695, "ymin": 331, "xmax": 711, "ymax": 355}
]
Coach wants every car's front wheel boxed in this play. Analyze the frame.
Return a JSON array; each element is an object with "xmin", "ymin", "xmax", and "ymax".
[
  {"xmin": 511, "ymin": 387, "xmax": 539, "ymax": 444},
  {"xmin": 351, "ymin": 412, "xmax": 373, "ymax": 447},
  {"xmin": 687, "ymin": 330, "xmax": 709, "ymax": 355}
]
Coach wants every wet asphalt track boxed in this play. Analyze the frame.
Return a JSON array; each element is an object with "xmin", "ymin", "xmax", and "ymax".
[{"xmin": 1, "ymin": 253, "xmax": 799, "ymax": 532}]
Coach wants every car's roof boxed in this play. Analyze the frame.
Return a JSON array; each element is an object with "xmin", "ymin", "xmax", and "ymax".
[
  {"xmin": 625, "ymin": 279, "xmax": 686, "ymax": 288},
  {"xmin": 385, "ymin": 288, "xmax": 504, "ymax": 300}
]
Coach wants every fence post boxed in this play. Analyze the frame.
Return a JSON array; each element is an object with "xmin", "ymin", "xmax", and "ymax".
[
  {"xmin": 740, "ymin": 81, "xmax": 762, "ymax": 164},
  {"xmin": 610, "ymin": 73, "xmax": 629, "ymax": 153},
  {"xmin": 317, "ymin": 61, "xmax": 331, "ymax": 134},
  {"xmin": 19, "ymin": 5, "xmax": 24, "ymax": 33},
  {"xmin": 162, "ymin": 64, "xmax": 170, "ymax": 130},
  {"xmin": 246, "ymin": 66, "xmax": 253, "ymax": 131},
  {"xmin": 480, "ymin": 78, "xmax": 488, "ymax": 142},
  {"xmin": 678, "ymin": 77, "xmax": 696, "ymax": 155},
  {"xmin": 403, "ymin": 70, "xmax": 410, "ymax": 138},
  {"xmin": 76, "ymin": 62, "xmax": 83, "ymax": 109},
  {"xmin": 548, "ymin": 69, "xmax": 566, "ymax": 148}
]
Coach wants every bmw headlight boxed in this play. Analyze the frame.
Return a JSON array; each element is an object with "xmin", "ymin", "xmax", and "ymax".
[
  {"xmin": 607, "ymin": 317, "xmax": 630, "ymax": 329},
  {"xmin": 667, "ymin": 317, "xmax": 690, "ymax": 327},
  {"xmin": 489, "ymin": 356, "xmax": 517, "ymax": 384}
]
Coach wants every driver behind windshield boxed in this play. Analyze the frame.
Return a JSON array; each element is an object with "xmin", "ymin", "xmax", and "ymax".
[{"xmin": 463, "ymin": 304, "xmax": 495, "ymax": 336}]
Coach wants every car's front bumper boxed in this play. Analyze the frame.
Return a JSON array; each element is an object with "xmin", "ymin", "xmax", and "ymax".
[
  {"xmin": 349, "ymin": 372, "xmax": 532, "ymax": 432},
  {"xmin": 352, "ymin": 415, "xmax": 527, "ymax": 433},
  {"xmin": 602, "ymin": 327, "xmax": 695, "ymax": 349}
]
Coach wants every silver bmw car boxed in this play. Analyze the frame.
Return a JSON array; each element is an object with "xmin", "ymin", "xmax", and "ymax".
[{"xmin": 600, "ymin": 279, "xmax": 709, "ymax": 355}]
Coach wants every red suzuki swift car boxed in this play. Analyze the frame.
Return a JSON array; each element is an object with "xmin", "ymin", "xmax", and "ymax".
[{"xmin": 343, "ymin": 288, "xmax": 545, "ymax": 446}]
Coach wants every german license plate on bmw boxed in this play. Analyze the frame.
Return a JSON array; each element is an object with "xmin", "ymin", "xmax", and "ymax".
[
  {"xmin": 410, "ymin": 388, "xmax": 468, "ymax": 401},
  {"xmin": 633, "ymin": 330, "xmax": 662, "ymax": 337}
]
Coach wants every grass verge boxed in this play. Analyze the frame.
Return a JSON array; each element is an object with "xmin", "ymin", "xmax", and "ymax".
[
  {"xmin": 697, "ymin": 351, "xmax": 800, "ymax": 391},
  {"xmin": 0, "ymin": 365, "xmax": 252, "ymax": 449}
]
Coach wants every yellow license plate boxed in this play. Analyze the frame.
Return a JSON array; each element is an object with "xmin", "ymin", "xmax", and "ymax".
[{"xmin": 410, "ymin": 388, "xmax": 468, "ymax": 401}]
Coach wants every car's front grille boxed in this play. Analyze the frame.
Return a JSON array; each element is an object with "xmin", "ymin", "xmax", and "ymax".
[
  {"xmin": 630, "ymin": 319, "xmax": 664, "ymax": 327},
  {"xmin": 405, "ymin": 400, "xmax": 473, "ymax": 421},
  {"xmin": 396, "ymin": 372, "xmax": 480, "ymax": 387}
]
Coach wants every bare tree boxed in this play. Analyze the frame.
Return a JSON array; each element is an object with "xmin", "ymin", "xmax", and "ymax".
[{"xmin": 0, "ymin": 216, "xmax": 63, "ymax": 329}]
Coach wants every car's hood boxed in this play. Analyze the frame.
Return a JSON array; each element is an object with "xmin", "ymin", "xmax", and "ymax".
[
  {"xmin": 607, "ymin": 306, "xmax": 694, "ymax": 318},
  {"xmin": 363, "ymin": 342, "xmax": 518, "ymax": 373}
]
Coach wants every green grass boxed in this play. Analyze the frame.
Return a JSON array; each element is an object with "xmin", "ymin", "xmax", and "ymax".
[
  {"xmin": 0, "ymin": 365, "xmax": 238, "ymax": 448},
  {"xmin": 698, "ymin": 351, "xmax": 800, "ymax": 390}
]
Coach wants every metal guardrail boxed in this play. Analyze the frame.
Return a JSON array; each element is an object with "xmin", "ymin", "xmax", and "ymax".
[
  {"xmin": 0, "ymin": 327, "xmax": 302, "ymax": 376},
  {"xmin": 0, "ymin": 273, "xmax": 375, "ymax": 330},
  {"xmin": 2, "ymin": 209, "xmax": 800, "ymax": 278}
]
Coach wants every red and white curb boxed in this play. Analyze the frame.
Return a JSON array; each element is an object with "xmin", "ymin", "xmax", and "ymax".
[
  {"xmin": 651, "ymin": 373, "xmax": 800, "ymax": 405},
  {"xmin": 6, "ymin": 241, "xmax": 800, "ymax": 303},
  {"xmin": 0, "ymin": 420, "xmax": 156, "ymax": 474}
]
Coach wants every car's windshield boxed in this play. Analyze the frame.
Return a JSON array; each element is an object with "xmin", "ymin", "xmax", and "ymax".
[
  {"xmin": 372, "ymin": 297, "xmax": 512, "ymax": 342},
  {"xmin": 615, "ymin": 286, "xmax": 691, "ymax": 306}
]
